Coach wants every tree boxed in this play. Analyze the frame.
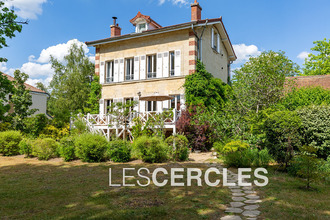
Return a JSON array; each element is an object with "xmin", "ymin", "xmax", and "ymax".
[
  {"xmin": 233, "ymin": 51, "xmax": 299, "ymax": 114},
  {"xmin": 84, "ymin": 74, "xmax": 101, "ymax": 114},
  {"xmin": 183, "ymin": 60, "xmax": 230, "ymax": 111},
  {"xmin": 303, "ymin": 38, "xmax": 330, "ymax": 75},
  {"xmin": 0, "ymin": 1, "xmax": 27, "ymax": 62},
  {"xmin": 48, "ymin": 43, "xmax": 94, "ymax": 123},
  {"xmin": 0, "ymin": 72, "xmax": 14, "ymax": 122},
  {"xmin": 263, "ymin": 110, "xmax": 301, "ymax": 168},
  {"xmin": 10, "ymin": 70, "xmax": 36, "ymax": 131},
  {"xmin": 291, "ymin": 145, "xmax": 323, "ymax": 189},
  {"xmin": 36, "ymin": 82, "xmax": 48, "ymax": 93}
]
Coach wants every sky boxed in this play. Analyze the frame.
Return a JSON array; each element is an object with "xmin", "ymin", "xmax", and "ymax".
[{"xmin": 0, "ymin": 0, "xmax": 330, "ymax": 87}]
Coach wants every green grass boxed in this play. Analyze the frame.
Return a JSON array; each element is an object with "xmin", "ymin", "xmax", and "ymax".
[
  {"xmin": 258, "ymin": 166, "xmax": 330, "ymax": 220},
  {"xmin": 0, "ymin": 156, "xmax": 231, "ymax": 219}
]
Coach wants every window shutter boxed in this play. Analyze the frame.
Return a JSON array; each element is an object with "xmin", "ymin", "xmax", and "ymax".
[
  {"xmin": 156, "ymin": 53, "xmax": 163, "ymax": 78},
  {"xmin": 163, "ymin": 52, "xmax": 169, "ymax": 77},
  {"xmin": 140, "ymin": 100, "xmax": 146, "ymax": 112},
  {"xmin": 133, "ymin": 97, "xmax": 139, "ymax": 112},
  {"xmin": 211, "ymin": 28, "xmax": 214, "ymax": 48},
  {"xmin": 180, "ymin": 94, "xmax": 186, "ymax": 110},
  {"xmin": 140, "ymin": 55, "xmax": 146, "ymax": 80},
  {"xmin": 163, "ymin": 100, "xmax": 169, "ymax": 109},
  {"xmin": 99, "ymin": 62, "xmax": 105, "ymax": 84},
  {"xmin": 119, "ymin": 58, "xmax": 124, "ymax": 82},
  {"xmin": 175, "ymin": 50, "xmax": 181, "ymax": 76},
  {"xmin": 114, "ymin": 59, "xmax": 119, "ymax": 82},
  {"xmin": 134, "ymin": 56, "xmax": 140, "ymax": 80},
  {"xmin": 217, "ymin": 33, "xmax": 220, "ymax": 53},
  {"xmin": 99, "ymin": 99, "xmax": 104, "ymax": 115},
  {"xmin": 157, "ymin": 101, "xmax": 162, "ymax": 113}
]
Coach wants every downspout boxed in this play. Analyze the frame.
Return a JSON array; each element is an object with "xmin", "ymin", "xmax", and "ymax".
[
  {"xmin": 228, "ymin": 61, "xmax": 233, "ymax": 86},
  {"xmin": 191, "ymin": 19, "xmax": 208, "ymax": 62}
]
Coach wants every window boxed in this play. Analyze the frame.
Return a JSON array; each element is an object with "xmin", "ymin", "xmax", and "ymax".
[
  {"xmin": 146, "ymin": 101, "xmax": 157, "ymax": 112},
  {"xmin": 125, "ymin": 58, "xmax": 134, "ymax": 81},
  {"xmin": 147, "ymin": 55, "xmax": 157, "ymax": 78},
  {"xmin": 105, "ymin": 99, "xmax": 113, "ymax": 114},
  {"xmin": 106, "ymin": 61, "xmax": 114, "ymax": 83},
  {"xmin": 125, "ymin": 98, "xmax": 134, "ymax": 112},
  {"xmin": 170, "ymin": 95, "xmax": 181, "ymax": 110},
  {"xmin": 137, "ymin": 23, "xmax": 147, "ymax": 33},
  {"xmin": 170, "ymin": 51, "xmax": 175, "ymax": 76},
  {"xmin": 212, "ymin": 28, "xmax": 220, "ymax": 53}
]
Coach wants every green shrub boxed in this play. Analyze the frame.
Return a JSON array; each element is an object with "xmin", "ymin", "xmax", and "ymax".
[
  {"xmin": 0, "ymin": 130, "xmax": 23, "ymax": 156},
  {"xmin": 23, "ymin": 114, "xmax": 49, "ymax": 137},
  {"xmin": 222, "ymin": 140, "xmax": 249, "ymax": 153},
  {"xmin": 288, "ymin": 146, "xmax": 325, "ymax": 189},
  {"xmin": 279, "ymin": 86, "xmax": 330, "ymax": 111},
  {"xmin": 19, "ymin": 138, "xmax": 34, "ymax": 157},
  {"xmin": 0, "ymin": 122, "xmax": 11, "ymax": 132},
  {"xmin": 105, "ymin": 140, "xmax": 131, "ymax": 162},
  {"xmin": 132, "ymin": 136, "xmax": 169, "ymax": 163},
  {"xmin": 71, "ymin": 119, "xmax": 87, "ymax": 135},
  {"xmin": 165, "ymin": 135, "xmax": 189, "ymax": 161},
  {"xmin": 296, "ymin": 105, "xmax": 330, "ymax": 159},
  {"xmin": 262, "ymin": 110, "xmax": 301, "ymax": 166},
  {"xmin": 58, "ymin": 136, "xmax": 76, "ymax": 161},
  {"xmin": 32, "ymin": 138, "xmax": 58, "ymax": 160},
  {"xmin": 74, "ymin": 133, "xmax": 108, "ymax": 162},
  {"xmin": 220, "ymin": 140, "xmax": 273, "ymax": 167}
]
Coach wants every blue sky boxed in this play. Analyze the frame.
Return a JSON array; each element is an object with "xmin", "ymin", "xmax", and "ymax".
[{"xmin": 1, "ymin": 0, "xmax": 329, "ymax": 86}]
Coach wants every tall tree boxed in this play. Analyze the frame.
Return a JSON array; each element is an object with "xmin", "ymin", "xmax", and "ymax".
[
  {"xmin": 0, "ymin": 1, "xmax": 27, "ymax": 62},
  {"xmin": 0, "ymin": 72, "xmax": 14, "ymax": 121},
  {"xmin": 10, "ymin": 70, "xmax": 36, "ymax": 130},
  {"xmin": 48, "ymin": 43, "xmax": 94, "ymax": 123},
  {"xmin": 232, "ymin": 50, "xmax": 299, "ymax": 114},
  {"xmin": 84, "ymin": 74, "xmax": 101, "ymax": 114},
  {"xmin": 303, "ymin": 38, "xmax": 330, "ymax": 75}
]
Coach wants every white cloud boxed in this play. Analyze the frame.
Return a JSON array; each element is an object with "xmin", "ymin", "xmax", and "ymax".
[
  {"xmin": 4, "ymin": 0, "xmax": 47, "ymax": 20},
  {"xmin": 297, "ymin": 51, "xmax": 310, "ymax": 60},
  {"xmin": 37, "ymin": 39, "xmax": 89, "ymax": 63},
  {"xmin": 21, "ymin": 62, "xmax": 54, "ymax": 78},
  {"xmin": 2, "ymin": 39, "xmax": 94, "ymax": 87},
  {"xmin": 233, "ymin": 44, "xmax": 261, "ymax": 63},
  {"xmin": 158, "ymin": 0, "xmax": 189, "ymax": 6}
]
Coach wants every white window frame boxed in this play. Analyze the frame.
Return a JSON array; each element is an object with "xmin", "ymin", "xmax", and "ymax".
[
  {"xmin": 147, "ymin": 54, "xmax": 157, "ymax": 79},
  {"xmin": 125, "ymin": 58, "xmax": 134, "ymax": 81},
  {"xmin": 106, "ymin": 61, "xmax": 114, "ymax": 83},
  {"xmin": 169, "ymin": 95, "xmax": 181, "ymax": 110}
]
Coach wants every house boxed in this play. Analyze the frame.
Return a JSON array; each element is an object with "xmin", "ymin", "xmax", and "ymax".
[
  {"xmin": 85, "ymin": 0, "xmax": 236, "ymax": 139},
  {"xmin": 2, "ymin": 73, "xmax": 49, "ymax": 117}
]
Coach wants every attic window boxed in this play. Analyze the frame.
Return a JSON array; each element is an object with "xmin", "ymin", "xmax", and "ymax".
[{"xmin": 137, "ymin": 23, "xmax": 147, "ymax": 33}]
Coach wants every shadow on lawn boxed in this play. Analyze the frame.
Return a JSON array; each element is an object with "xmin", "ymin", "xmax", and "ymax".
[{"xmin": 0, "ymin": 161, "xmax": 231, "ymax": 220}]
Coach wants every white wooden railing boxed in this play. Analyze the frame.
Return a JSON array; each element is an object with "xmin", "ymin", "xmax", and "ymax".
[{"xmin": 76, "ymin": 109, "xmax": 180, "ymax": 138}]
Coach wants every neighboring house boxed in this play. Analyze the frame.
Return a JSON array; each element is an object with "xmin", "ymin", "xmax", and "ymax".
[
  {"xmin": 3, "ymin": 73, "xmax": 49, "ymax": 117},
  {"xmin": 85, "ymin": 0, "xmax": 236, "ymax": 138}
]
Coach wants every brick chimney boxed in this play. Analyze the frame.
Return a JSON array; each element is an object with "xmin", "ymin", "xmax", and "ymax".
[
  {"xmin": 191, "ymin": 0, "xmax": 202, "ymax": 21},
  {"xmin": 110, "ymin": 17, "xmax": 121, "ymax": 37}
]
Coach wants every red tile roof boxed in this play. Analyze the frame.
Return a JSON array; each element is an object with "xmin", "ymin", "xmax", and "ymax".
[{"xmin": 2, "ymin": 73, "xmax": 48, "ymax": 94}]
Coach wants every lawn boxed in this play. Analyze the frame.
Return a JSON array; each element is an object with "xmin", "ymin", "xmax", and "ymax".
[
  {"xmin": 258, "ymin": 166, "xmax": 330, "ymax": 220},
  {"xmin": 0, "ymin": 156, "xmax": 231, "ymax": 220}
]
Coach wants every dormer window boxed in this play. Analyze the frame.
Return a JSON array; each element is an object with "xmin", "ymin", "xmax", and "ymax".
[
  {"xmin": 130, "ymin": 12, "xmax": 162, "ymax": 34},
  {"xmin": 137, "ymin": 23, "xmax": 147, "ymax": 33}
]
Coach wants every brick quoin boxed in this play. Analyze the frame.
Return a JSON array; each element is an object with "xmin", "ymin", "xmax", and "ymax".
[
  {"xmin": 189, "ymin": 69, "xmax": 196, "ymax": 74},
  {"xmin": 189, "ymin": 31, "xmax": 195, "ymax": 37},
  {"xmin": 96, "ymin": 48, "xmax": 100, "ymax": 53},
  {"xmin": 189, "ymin": 50, "xmax": 197, "ymax": 56},
  {"xmin": 189, "ymin": 41, "xmax": 197, "ymax": 46},
  {"xmin": 95, "ymin": 72, "xmax": 100, "ymax": 76},
  {"xmin": 95, "ymin": 55, "xmax": 100, "ymax": 60},
  {"xmin": 189, "ymin": 60, "xmax": 196, "ymax": 65},
  {"xmin": 95, "ymin": 64, "xmax": 100, "ymax": 69}
]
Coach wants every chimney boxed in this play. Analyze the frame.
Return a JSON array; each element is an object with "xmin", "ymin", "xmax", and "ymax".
[
  {"xmin": 110, "ymin": 17, "xmax": 121, "ymax": 37},
  {"xmin": 191, "ymin": 0, "xmax": 202, "ymax": 21}
]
